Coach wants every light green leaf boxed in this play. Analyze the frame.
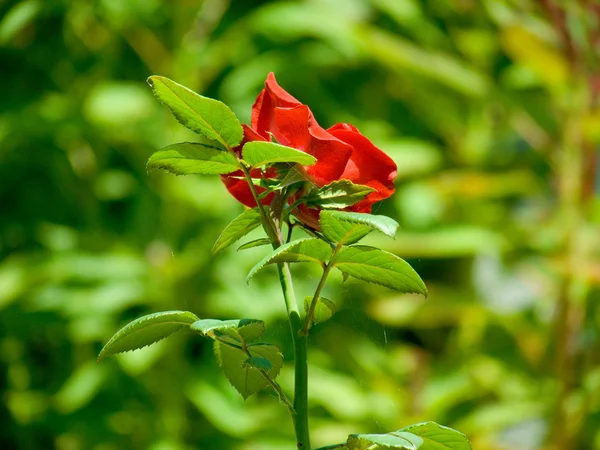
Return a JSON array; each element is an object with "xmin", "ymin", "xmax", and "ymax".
[
  {"xmin": 215, "ymin": 342, "xmax": 283, "ymax": 399},
  {"xmin": 246, "ymin": 238, "xmax": 332, "ymax": 283},
  {"xmin": 320, "ymin": 211, "xmax": 399, "ymax": 245},
  {"xmin": 98, "ymin": 311, "xmax": 199, "ymax": 362},
  {"xmin": 147, "ymin": 76, "xmax": 243, "ymax": 148},
  {"xmin": 347, "ymin": 431, "xmax": 423, "ymax": 449},
  {"xmin": 147, "ymin": 143, "xmax": 239, "ymax": 175},
  {"xmin": 238, "ymin": 238, "xmax": 271, "ymax": 251},
  {"xmin": 242, "ymin": 141, "xmax": 317, "ymax": 167},
  {"xmin": 333, "ymin": 246, "xmax": 427, "ymax": 295},
  {"xmin": 242, "ymin": 356, "xmax": 272, "ymax": 371},
  {"xmin": 399, "ymin": 422, "xmax": 472, "ymax": 450},
  {"xmin": 303, "ymin": 296, "xmax": 336, "ymax": 327},
  {"xmin": 191, "ymin": 318, "xmax": 265, "ymax": 344},
  {"xmin": 305, "ymin": 180, "xmax": 375, "ymax": 209},
  {"xmin": 212, "ymin": 208, "xmax": 262, "ymax": 255}
]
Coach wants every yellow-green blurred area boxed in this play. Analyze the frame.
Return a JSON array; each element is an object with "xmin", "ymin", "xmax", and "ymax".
[{"xmin": 1, "ymin": 0, "xmax": 599, "ymax": 449}]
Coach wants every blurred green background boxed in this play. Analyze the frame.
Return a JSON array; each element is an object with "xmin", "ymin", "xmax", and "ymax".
[{"xmin": 1, "ymin": 0, "xmax": 599, "ymax": 449}]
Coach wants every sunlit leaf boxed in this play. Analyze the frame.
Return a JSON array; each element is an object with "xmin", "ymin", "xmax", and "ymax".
[
  {"xmin": 191, "ymin": 318, "xmax": 265, "ymax": 344},
  {"xmin": 320, "ymin": 211, "xmax": 399, "ymax": 245},
  {"xmin": 333, "ymin": 246, "xmax": 427, "ymax": 295},
  {"xmin": 305, "ymin": 180, "xmax": 375, "ymax": 209},
  {"xmin": 242, "ymin": 141, "xmax": 316, "ymax": 167},
  {"xmin": 212, "ymin": 208, "xmax": 262, "ymax": 255},
  {"xmin": 347, "ymin": 431, "xmax": 423, "ymax": 449},
  {"xmin": 98, "ymin": 311, "xmax": 199, "ymax": 361},
  {"xmin": 147, "ymin": 143, "xmax": 239, "ymax": 175},
  {"xmin": 400, "ymin": 422, "xmax": 472, "ymax": 450},
  {"xmin": 148, "ymin": 76, "xmax": 243, "ymax": 148},
  {"xmin": 246, "ymin": 238, "xmax": 332, "ymax": 283}
]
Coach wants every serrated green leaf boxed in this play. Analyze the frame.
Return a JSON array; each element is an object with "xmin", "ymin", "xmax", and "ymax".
[
  {"xmin": 320, "ymin": 210, "xmax": 399, "ymax": 245},
  {"xmin": 242, "ymin": 141, "xmax": 317, "ymax": 167},
  {"xmin": 333, "ymin": 246, "xmax": 427, "ymax": 295},
  {"xmin": 191, "ymin": 318, "xmax": 265, "ymax": 344},
  {"xmin": 238, "ymin": 238, "xmax": 271, "ymax": 251},
  {"xmin": 215, "ymin": 342, "xmax": 283, "ymax": 399},
  {"xmin": 246, "ymin": 238, "xmax": 332, "ymax": 283},
  {"xmin": 303, "ymin": 296, "xmax": 336, "ymax": 327},
  {"xmin": 242, "ymin": 356, "xmax": 272, "ymax": 371},
  {"xmin": 347, "ymin": 431, "xmax": 423, "ymax": 450},
  {"xmin": 399, "ymin": 422, "xmax": 472, "ymax": 450},
  {"xmin": 148, "ymin": 76, "xmax": 243, "ymax": 148},
  {"xmin": 147, "ymin": 143, "xmax": 239, "ymax": 175},
  {"xmin": 98, "ymin": 311, "xmax": 199, "ymax": 362},
  {"xmin": 212, "ymin": 208, "xmax": 262, "ymax": 255},
  {"xmin": 305, "ymin": 180, "xmax": 375, "ymax": 209}
]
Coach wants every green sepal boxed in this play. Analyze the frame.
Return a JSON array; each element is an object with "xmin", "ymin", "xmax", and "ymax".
[
  {"xmin": 147, "ymin": 143, "xmax": 239, "ymax": 175},
  {"xmin": 246, "ymin": 238, "xmax": 332, "ymax": 283},
  {"xmin": 148, "ymin": 76, "xmax": 243, "ymax": 148},
  {"xmin": 333, "ymin": 246, "xmax": 427, "ymax": 295},
  {"xmin": 212, "ymin": 208, "xmax": 262, "ymax": 255},
  {"xmin": 98, "ymin": 311, "xmax": 199, "ymax": 362},
  {"xmin": 319, "ymin": 210, "xmax": 399, "ymax": 245}
]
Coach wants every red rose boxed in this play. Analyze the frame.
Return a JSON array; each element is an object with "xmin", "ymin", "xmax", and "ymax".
[{"xmin": 221, "ymin": 73, "xmax": 397, "ymax": 227}]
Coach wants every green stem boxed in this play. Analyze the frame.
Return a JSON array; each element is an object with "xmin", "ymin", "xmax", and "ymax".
[
  {"xmin": 240, "ymin": 167, "xmax": 311, "ymax": 449},
  {"xmin": 277, "ymin": 262, "xmax": 311, "ymax": 450}
]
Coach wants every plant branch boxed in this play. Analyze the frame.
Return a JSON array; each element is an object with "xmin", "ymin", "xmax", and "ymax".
[{"xmin": 300, "ymin": 258, "xmax": 336, "ymax": 336}]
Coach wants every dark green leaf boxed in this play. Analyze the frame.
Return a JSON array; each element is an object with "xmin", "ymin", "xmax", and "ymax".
[
  {"xmin": 320, "ymin": 211, "xmax": 399, "ymax": 245},
  {"xmin": 147, "ymin": 143, "xmax": 239, "ymax": 175},
  {"xmin": 303, "ymin": 296, "xmax": 336, "ymax": 327},
  {"xmin": 347, "ymin": 431, "xmax": 423, "ymax": 449},
  {"xmin": 214, "ymin": 342, "xmax": 282, "ymax": 399},
  {"xmin": 238, "ymin": 238, "xmax": 271, "ymax": 251},
  {"xmin": 399, "ymin": 422, "xmax": 472, "ymax": 450},
  {"xmin": 212, "ymin": 208, "xmax": 262, "ymax": 255},
  {"xmin": 98, "ymin": 311, "xmax": 199, "ymax": 362},
  {"xmin": 242, "ymin": 141, "xmax": 317, "ymax": 167},
  {"xmin": 333, "ymin": 246, "xmax": 427, "ymax": 295},
  {"xmin": 242, "ymin": 356, "xmax": 272, "ymax": 371},
  {"xmin": 305, "ymin": 180, "xmax": 375, "ymax": 209},
  {"xmin": 246, "ymin": 238, "xmax": 332, "ymax": 283},
  {"xmin": 147, "ymin": 76, "xmax": 243, "ymax": 148}
]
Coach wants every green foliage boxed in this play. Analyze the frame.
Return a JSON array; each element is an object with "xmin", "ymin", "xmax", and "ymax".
[
  {"xmin": 303, "ymin": 296, "xmax": 335, "ymax": 327},
  {"xmin": 246, "ymin": 238, "xmax": 332, "ymax": 282},
  {"xmin": 243, "ymin": 141, "xmax": 317, "ymax": 167},
  {"xmin": 147, "ymin": 142, "xmax": 240, "ymax": 175},
  {"xmin": 191, "ymin": 318, "xmax": 266, "ymax": 343},
  {"xmin": 3, "ymin": 0, "xmax": 599, "ymax": 448},
  {"xmin": 319, "ymin": 211, "xmax": 399, "ymax": 245},
  {"xmin": 333, "ymin": 246, "xmax": 427, "ymax": 295},
  {"xmin": 305, "ymin": 180, "xmax": 375, "ymax": 209},
  {"xmin": 98, "ymin": 311, "xmax": 199, "ymax": 361},
  {"xmin": 345, "ymin": 422, "xmax": 471, "ymax": 450},
  {"xmin": 212, "ymin": 208, "xmax": 262, "ymax": 255},
  {"xmin": 148, "ymin": 76, "xmax": 243, "ymax": 148},
  {"xmin": 214, "ymin": 342, "xmax": 283, "ymax": 399}
]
